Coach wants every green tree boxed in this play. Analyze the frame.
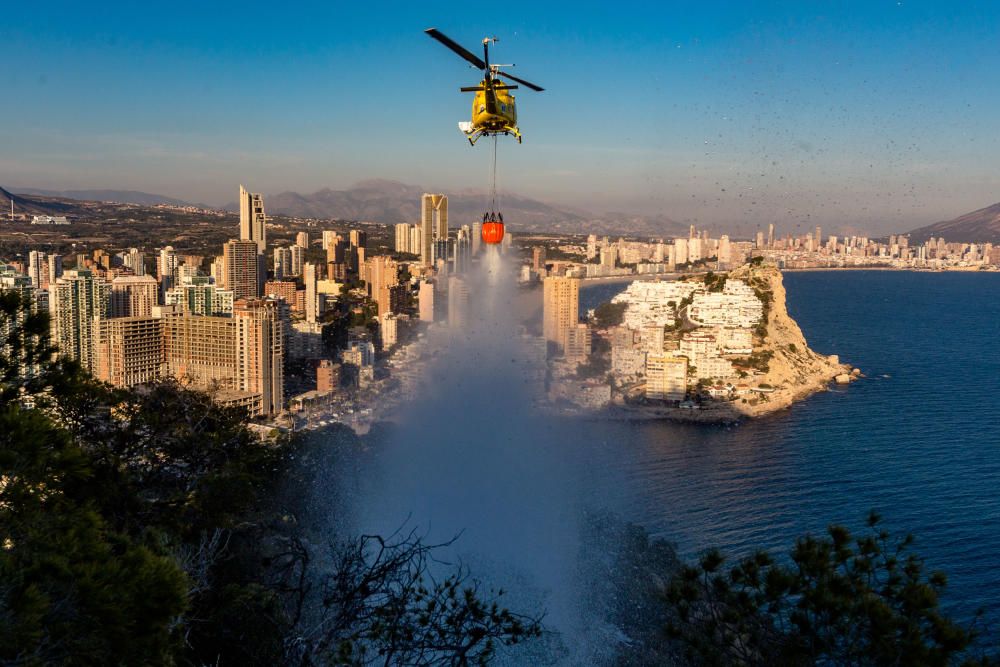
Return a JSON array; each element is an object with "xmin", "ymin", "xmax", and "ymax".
[
  {"xmin": 0, "ymin": 290, "xmax": 546, "ymax": 665},
  {"xmin": 0, "ymin": 294, "xmax": 187, "ymax": 665},
  {"xmin": 665, "ymin": 512, "xmax": 989, "ymax": 666},
  {"xmin": 593, "ymin": 301, "xmax": 628, "ymax": 328}
]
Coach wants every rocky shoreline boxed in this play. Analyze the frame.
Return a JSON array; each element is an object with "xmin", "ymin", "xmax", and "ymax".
[{"xmin": 590, "ymin": 264, "xmax": 856, "ymax": 424}]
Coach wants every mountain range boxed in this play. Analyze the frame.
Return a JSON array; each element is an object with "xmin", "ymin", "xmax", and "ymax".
[
  {"xmin": 5, "ymin": 181, "xmax": 1000, "ymax": 243},
  {"xmin": 14, "ymin": 188, "xmax": 193, "ymax": 207},
  {"xmin": 0, "ymin": 186, "xmax": 82, "ymax": 216},
  {"xmin": 904, "ymin": 202, "xmax": 1000, "ymax": 244},
  {"xmin": 223, "ymin": 179, "xmax": 689, "ymax": 238}
]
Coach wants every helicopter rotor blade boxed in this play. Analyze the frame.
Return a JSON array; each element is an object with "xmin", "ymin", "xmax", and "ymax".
[
  {"xmin": 496, "ymin": 71, "xmax": 544, "ymax": 92},
  {"xmin": 425, "ymin": 28, "xmax": 486, "ymax": 70}
]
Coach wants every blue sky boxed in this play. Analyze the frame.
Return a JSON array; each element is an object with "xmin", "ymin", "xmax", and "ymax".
[{"xmin": 3, "ymin": 1, "xmax": 999, "ymax": 234}]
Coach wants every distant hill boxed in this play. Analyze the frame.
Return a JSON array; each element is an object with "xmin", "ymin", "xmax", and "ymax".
[
  {"xmin": 906, "ymin": 202, "xmax": 1000, "ymax": 244},
  {"xmin": 234, "ymin": 179, "xmax": 687, "ymax": 238},
  {"xmin": 0, "ymin": 186, "xmax": 83, "ymax": 217},
  {"xmin": 5, "ymin": 180, "xmax": 689, "ymax": 238},
  {"xmin": 14, "ymin": 188, "xmax": 193, "ymax": 207}
]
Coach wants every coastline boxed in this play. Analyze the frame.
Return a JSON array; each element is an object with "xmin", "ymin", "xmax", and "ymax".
[
  {"xmin": 579, "ymin": 263, "xmax": 855, "ymax": 424},
  {"xmin": 782, "ymin": 265, "xmax": 996, "ymax": 273}
]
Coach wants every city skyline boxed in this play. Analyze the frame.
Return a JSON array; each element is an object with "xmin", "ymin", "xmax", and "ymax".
[{"xmin": 4, "ymin": 1, "xmax": 1000, "ymax": 235}]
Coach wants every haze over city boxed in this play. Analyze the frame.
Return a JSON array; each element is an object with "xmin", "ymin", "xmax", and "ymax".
[{"xmin": 4, "ymin": 1, "xmax": 1000, "ymax": 235}]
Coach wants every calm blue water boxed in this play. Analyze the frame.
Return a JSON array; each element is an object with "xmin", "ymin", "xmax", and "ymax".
[
  {"xmin": 581, "ymin": 270, "xmax": 1000, "ymax": 628},
  {"xmin": 332, "ymin": 270, "xmax": 1000, "ymax": 644}
]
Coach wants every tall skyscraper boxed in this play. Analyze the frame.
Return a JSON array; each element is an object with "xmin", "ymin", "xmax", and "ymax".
[
  {"xmin": 119, "ymin": 248, "xmax": 143, "ymax": 276},
  {"xmin": 718, "ymin": 235, "xmax": 732, "ymax": 267},
  {"xmin": 273, "ymin": 246, "xmax": 292, "ymax": 280},
  {"xmin": 211, "ymin": 256, "xmax": 226, "ymax": 286},
  {"xmin": 767, "ymin": 223, "xmax": 775, "ymax": 248},
  {"xmin": 304, "ymin": 262, "xmax": 320, "ymax": 324},
  {"xmin": 349, "ymin": 229, "xmax": 367, "ymax": 249},
  {"xmin": 543, "ymin": 276, "xmax": 580, "ymax": 353},
  {"xmin": 326, "ymin": 238, "xmax": 347, "ymax": 264},
  {"xmin": 51, "ymin": 269, "xmax": 109, "ymax": 373},
  {"xmin": 688, "ymin": 237, "xmax": 702, "ymax": 262},
  {"xmin": 0, "ymin": 264, "xmax": 48, "ymax": 375},
  {"xmin": 447, "ymin": 275, "xmax": 469, "ymax": 329},
  {"xmin": 295, "ymin": 231, "xmax": 309, "ymax": 249},
  {"xmin": 223, "ymin": 240, "xmax": 260, "ymax": 301},
  {"xmin": 46, "ymin": 254, "xmax": 64, "ymax": 287},
  {"xmin": 565, "ymin": 323, "xmax": 592, "ymax": 365},
  {"xmin": 96, "ymin": 316, "xmax": 164, "ymax": 387},
  {"xmin": 289, "ymin": 245, "xmax": 304, "ymax": 277},
  {"xmin": 367, "ymin": 255, "xmax": 400, "ymax": 316},
  {"xmin": 601, "ymin": 244, "xmax": 618, "ymax": 269},
  {"xmin": 234, "ymin": 298, "xmax": 286, "ymax": 417},
  {"xmin": 532, "ymin": 246, "xmax": 547, "ymax": 271},
  {"xmin": 432, "ymin": 239, "xmax": 451, "ymax": 266},
  {"xmin": 355, "ymin": 246, "xmax": 366, "ymax": 274},
  {"xmin": 110, "ymin": 275, "xmax": 159, "ymax": 318},
  {"xmin": 379, "ymin": 311, "xmax": 398, "ymax": 348},
  {"xmin": 28, "ymin": 251, "xmax": 48, "ymax": 288},
  {"xmin": 395, "ymin": 223, "xmax": 411, "ymax": 253},
  {"xmin": 454, "ymin": 228, "xmax": 471, "ymax": 274},
  {"xmin": 421, "ymin": 194, "xmax": 448, "ymax": 266},
  {"xmin": 158, "ymin": 246, "xmax": 179, "ymax": 292},
  {"xmin": 409, "ymin": 226, "xmax": 422, "ymax": 258},
  {"xmin": 418, "ymin": 280, "xmax": 435, "ymax": 322},
  {"xmin": 322, "ymin": 230, "xmax": 340, "ymax": 250},
  {"xmin": 238, "ymin": 185, "xmax": 266, "ymax": 252},
  {"xmin": 471, "ymin": 221, "xmax": 482, "ymax": 256}
]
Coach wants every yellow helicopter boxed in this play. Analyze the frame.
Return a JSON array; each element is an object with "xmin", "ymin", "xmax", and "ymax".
[{"xmin": 426, "ymin": 28, "xmax": 544, "ymax": 145}]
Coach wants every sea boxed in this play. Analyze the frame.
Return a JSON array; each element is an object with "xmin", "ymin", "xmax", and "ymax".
[
  {"xmin": 324, "ymin": 269, "xmax": 1000, "ymax": 649},
  {"xmin": 579, "ymin": 270, "xmax": 1000, "ymax": 630}
]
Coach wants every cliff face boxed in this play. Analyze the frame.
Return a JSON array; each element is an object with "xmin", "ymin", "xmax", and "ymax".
[{"xmin": 728, "ymin": 263, "xmax": 852, "ymax": 417}]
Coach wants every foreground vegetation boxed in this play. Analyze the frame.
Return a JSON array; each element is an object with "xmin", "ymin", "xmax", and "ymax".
[
  {"xmin": 1, "ymin": 291, "xmax": 994, "ymax": 665},
  {"xmin": 0, "ymin": 292, "xmax": 539, "ymax": 665}
]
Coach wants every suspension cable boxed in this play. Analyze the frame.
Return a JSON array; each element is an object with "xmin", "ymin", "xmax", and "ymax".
[{"xmin": 490, "ymin": 134, "xmax": 498, "ymax": 213}]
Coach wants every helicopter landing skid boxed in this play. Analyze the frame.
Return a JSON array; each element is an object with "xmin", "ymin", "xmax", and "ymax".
[{"xmin": 458, "ymin": 123, "xmax": 522, "ymax": 145}]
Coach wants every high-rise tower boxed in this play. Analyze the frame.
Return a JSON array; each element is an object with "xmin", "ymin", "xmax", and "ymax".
[
  {"xmin": 51, "ymin": 269, "xmax": 109, "ymax": 373},
  {"xmin": 223, "ymin": 240, "xmax": 261, "ymax": 301},
  {"xmin": 110, "ymin": 275, "xmax": 159, "ymax": 318},
  {"xmin": 235, "ymin": 298, "xmax": 286, "ymax": 417},
  {"xmin": 420, "ymin": 194, "xmax": 448, "ymax": 266},
  {"xmin": 239, "ymin": 185, "xmax": 267, "ymax": 252},
  {"xmin": 542, "ymin": 276, "xmax": 580, "ymax": 353}
]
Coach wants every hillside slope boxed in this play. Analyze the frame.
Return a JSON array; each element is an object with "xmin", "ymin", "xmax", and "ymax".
[
  {"xmin": 0, "ymin": 187, "xmax": 83, "ymax": 216},
  {"xmin": 906, "ymin": 202, "xmax": 1000, "ymax": 243}
]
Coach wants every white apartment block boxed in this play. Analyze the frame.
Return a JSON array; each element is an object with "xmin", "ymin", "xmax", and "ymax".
[
  {"xmin": 611, "ymin": 347, "xmax": 647, "ymax": 378},
  {"xmin": 676, "ymin": 330, "xmax": 734, "ymax": 380},
  {"xmin": 612, "ymin": 280, "xmax": 699, "ymax": 330},
  {"xmin": 646, "ymin": 354, "xmax": 687, "ymax": 401},
  {"xmin": 687, "ymin": 279, "xmax": 763, "ymax": 329},
  {"xmin": 713, "ymin": 326, "xmax": 753, "ymax": 355}
]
